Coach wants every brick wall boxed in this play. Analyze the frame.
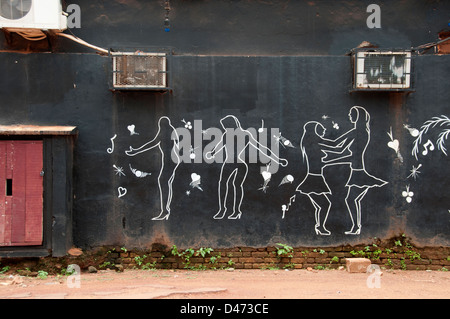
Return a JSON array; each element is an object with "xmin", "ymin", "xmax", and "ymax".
[
  {"xmin": 96, "ymin": 238, "xmax": 450, "ymax": 271},
  {"xmin": 1, "ymin": 235, "xmax": 448, "ymax": 274}
]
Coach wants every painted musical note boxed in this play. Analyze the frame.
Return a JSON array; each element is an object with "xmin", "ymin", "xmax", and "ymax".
[
  {"xmin": 258, "ymin": 119, "xmax": 265, "ymax": 133},
  {"xmin": 281, "ymin": 205, "xmax": 287, "ymax": 219},
  {"xmin": 107, "ymin": 134, "xmax": 117, "ymax": 154},
  {"xmin": 422, "ymin": 139, "xmax": 435, "ymax": 155},
  {"xmin": 281, "ymin": 195, "xmax": 296, "ymax": 219}
]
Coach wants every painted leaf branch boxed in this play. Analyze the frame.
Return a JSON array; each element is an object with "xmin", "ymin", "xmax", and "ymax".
[
  {"xmin": 411, "ymin": 115, "xmax": 450, "ymax": 159},
  {"xmin": 437, "ymin": 129, "xmax": 450, "ymax": 156}
]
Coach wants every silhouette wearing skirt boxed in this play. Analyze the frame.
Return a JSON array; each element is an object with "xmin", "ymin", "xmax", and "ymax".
[{"xmin": 322, "ymin": 106, "xmax": 388, "ymax": 235}]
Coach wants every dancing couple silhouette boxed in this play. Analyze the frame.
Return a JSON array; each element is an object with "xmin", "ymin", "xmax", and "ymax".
[{"xmin": 296, "ymin": 106, "xmax": 387, "ymax": 235}]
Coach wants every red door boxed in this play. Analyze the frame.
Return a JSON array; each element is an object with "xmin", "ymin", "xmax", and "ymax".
[{"xmin": 0, "ymin": 141, "xmax": 43, "ymax": 246}]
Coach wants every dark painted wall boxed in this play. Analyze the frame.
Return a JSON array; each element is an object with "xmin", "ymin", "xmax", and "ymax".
[
  {"xmin": 0, "ymin": 1, "xmax": 449, "ymax": 250},
  {"xmin": 62, "ymin": 0, "xmax": 449, "ymax": 56}
]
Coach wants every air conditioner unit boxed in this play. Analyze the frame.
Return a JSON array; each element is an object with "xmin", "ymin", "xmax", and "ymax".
[
  {"xmin": 0, "ymin": 0, "xmax": 67, "ymax": 31},
  {"xmin": 111, "ymin": 52, "xmax": 168, "ymax": 90},
  {"xmin": 353, "ymin": 50, "xmax": 412, "ymax": 91}
]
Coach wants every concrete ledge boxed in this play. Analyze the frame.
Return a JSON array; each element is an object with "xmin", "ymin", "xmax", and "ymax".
[
  {"xmin": 345, "ymin": 258, "xmax": 371, "ymax": 273},
  {"xmin": 0, "ymin": 125, "xmax": 78, "ymax": 136}
]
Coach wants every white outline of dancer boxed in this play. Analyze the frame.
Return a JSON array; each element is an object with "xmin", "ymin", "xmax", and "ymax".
[
  {"xmin": 205, "ymin": 115, "xmax": 288, "ymax": 219},
  {"xmin": 322, "ymin": 106, "xmax": 388, "ymax": 235},
  {"xmin": 125, "ymin": 116, "xmax": 181, "ymax": 220},
  {"xmin": 297, "ymin": 121, "xmax": 349, "ymax": 235}
]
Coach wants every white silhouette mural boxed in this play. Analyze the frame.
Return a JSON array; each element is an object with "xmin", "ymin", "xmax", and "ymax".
[
  {"xmin": 205, "ymin": 115, "xmax": 288, "ymax": 219},
  {"xmin": 298, "ymin": 106, "xmax": 388, "ymax": 235},
  {"xmin": 323, "ymin": 106, "xmax": 388, "ymax": 235},
  {"xmin": 125, "ymin": 116, "xmax": 181, "ymax": 220},
  {"xmin": 104, "ymin": 108, "xmax": 450, "ymax": 236},
  {"xmin": 296, "ymin": 121, "xmax": 340, "ymax": 235}
]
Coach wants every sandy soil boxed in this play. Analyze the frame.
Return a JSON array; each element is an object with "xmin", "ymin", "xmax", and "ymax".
[{"xmin": 0, "ymin": 268, "xmax": 449, "ymax": 300}]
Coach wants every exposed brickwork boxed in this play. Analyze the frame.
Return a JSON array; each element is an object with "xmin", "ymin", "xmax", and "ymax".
[
  {"xmin": 96, "ymin": 241, "xmax": 450, "ymax": 272},
  {"xmin": 0, "ymin": 236, "xmax": 449, "ymax": 274}
]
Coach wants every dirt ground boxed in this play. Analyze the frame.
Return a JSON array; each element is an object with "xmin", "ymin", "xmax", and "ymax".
[{"xmin": 0, "ymin": 268, "xmax": 449, "ymax": 299}]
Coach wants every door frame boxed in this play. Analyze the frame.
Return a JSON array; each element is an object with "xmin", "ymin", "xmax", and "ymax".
[{"xmin": 0, "ymin": 125, "xmax": 77, "ymax": 257}]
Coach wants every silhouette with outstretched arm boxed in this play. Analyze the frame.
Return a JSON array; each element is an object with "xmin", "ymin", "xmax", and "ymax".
[
  {"xmin": 126, "ymin": 116, "xmax": 181, "ymax": 220},
  {"xmin": 206, "ymin": 115, "xmax": 288, "ymax": 220}
]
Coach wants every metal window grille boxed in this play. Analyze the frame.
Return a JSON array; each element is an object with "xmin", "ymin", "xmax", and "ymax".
[
  {"xmin": 112, "ymin": 52, "xmax": 167, "ymax": 90},
  {"xmin": 353, "ymin": 50, "xmax": 412, "ymax": 91}
]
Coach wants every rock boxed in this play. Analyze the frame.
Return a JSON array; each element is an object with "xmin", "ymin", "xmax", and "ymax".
[
  {"xmin": 114, "ymin": 264, "xmax": 124, "ymax": 272},
  {"xmin": 11, "ymin": 276, "xmax": 23, "ymax": 285},
  {"xmin": 345, "ymin": 258, "xmax": 371, "ymax": 273},
  {"xmin": 68, "ymin": 247, "xmax": 83, "ymax": 257},
  {"xmin": 88, "ymin": 266, "xmax": 98, "ymax": 273}
]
